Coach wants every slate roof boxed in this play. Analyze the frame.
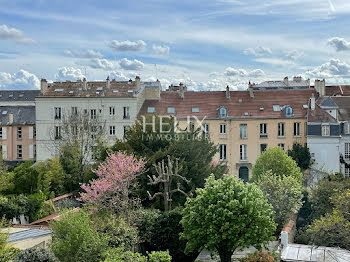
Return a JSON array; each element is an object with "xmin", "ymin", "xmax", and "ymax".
[
  {"xmin": 39, "ymin": 79, "xmax": 137, "ymax": 98},
  {"xmin": 0, "ymin": 106, "xmax": 35, "ymax": 125},
  {"xmin": 319, "ymin": 97, "xmax": 339, "ymax": 108},
  {"xmin": 325, "ymin": 85, "xmax": 350, "ymax": 96},
  {"xmin": 252, "ymin": 77, "xmax": 310, "ymax": 90},
  {"xmin": 0, "ymin": 90, "xmax": 40, "ymax": 102},
  {"xmin": 308, "ymin": 104, "xmax": 337, "ymax": 123},
  {"xmin": 139, "ymin": 89, "xmax": 316, "ymax": 119},
  {"xmin": 332, "ymin": 97, "xmax": 350, "ymax": 121},
  {"xmin": 8, "ymin": 228, "xmax": 51, "ymax": 243}
]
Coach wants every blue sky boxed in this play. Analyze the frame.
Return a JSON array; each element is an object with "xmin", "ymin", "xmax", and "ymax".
[{"xmin": 1, "ymin": 0, "xmax": 350, "ymax": 90}]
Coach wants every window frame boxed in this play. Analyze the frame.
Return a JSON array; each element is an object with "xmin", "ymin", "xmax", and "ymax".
[
  {"xmin": 219, "ymin": 144, "xmax": 227, "ymax": 160},
  {"xmin": 54, "ymin": 126, "xmax": 61, "ymax": 140},
  {"xmin": 240, "ymin": 144, "xmax": 247, "ymax": 161},
  {"xmin": 294, "ymin": 122, "xmax": 301, "ymax": 137},
  {"xmin": 167, "ymin": 107, "xmax": 175, "ymax": 114},
  {"xmin": 123, "ymin": 107, "xmax": 130, "ymax": 119},
  {"xmin": 109, "ymin": 125, "xmax": 116, "ymax": 136},
  {"xmin": 240, "ymin": 124, "xmax": 247, "ymax": 139},
  {"xmin": 54, "ymin": 107, "xmax": 62, "ymax": 120},
  {"xmin": 219, "ymin": 107, "xmax": 227, "ymax": 118},
  {"xmin": 219, "ymin": 123, "xmax": 226, "ymax": 134},
  {"xmin": 147, "ymin": 107, "xmax": 155, "ymax": 113},
  {"xmin": 278, "ymin": 122, "xmax": 285, "ymax": 137},
  {"xmin": 260, "ymin": 123, "xmax": 268, "ymax": 138},
  {"xmin": 109, "ymin": 106, "xmax": 115, "ymax": 116},
  {"xmin": 278, "ymin": 143, "xmax": 285, "ymax": 150},
  {"xmin": 17, "ymin": 144, "xmax": 22, "ymax": 159},
  {"xmin": 260, "ymin": 144, "xmax": 267, "ymax": 154},
  {"xmin": 322, "ymin": 124, "xmax": 330, "ymax": 136}
]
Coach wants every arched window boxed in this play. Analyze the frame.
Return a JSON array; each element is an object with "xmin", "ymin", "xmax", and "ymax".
[
  {"xmin": 286, "ymin": 106, "xmax": 293, "ymax": 116},
  {"xmin": 219, "ymin": 107, "xmax": 227, "ymax": 118}
]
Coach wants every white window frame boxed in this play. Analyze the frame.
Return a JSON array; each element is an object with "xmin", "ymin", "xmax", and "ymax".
[
  {"xmin": 17, "ymin": 145, "xmax": 22, "ymax": 159},
  {"xmin": 240, "ymin": 124, "xmax": 247, "ymax": 139},
  {"xmin": 278, "ymin": 143, "xmax": 285, "ymax": 150},
  {"xmin": 109, "ymin": 106, "xmax": 115, "ymax": 116},
  {"xmin": 54, "ymin": 126, "xmax": 61, "ymax": 140},
  {"xmin": 345, "ymin": 143, "xmax": 350, "ymax": 160},
  {"xmin": 345, "ymin": 167, "xmax": 350, "ymax": 177},
  {"xmin": 322, "ymin": 124, "xmax": 330, "ymax": 136},
  {"xmin": 219, "ymin": 107, "xmax": 227, "ymax": 118},
  {"xmin": 278, "ymin": 122, "xmax": 285, "ymax": 137},
  {"xmin": 109, "ymin": 125, "xmax": 116, "ymax": 136},
  {"xmin": 17, "ymin": 127, "xmax": 22, "ymax": 140},
  {"xmin": 344, "ymin": 122, "xmax": 350, "ymax": 135},
  {"xmin": 72, "ymin": 107, "xmax": 78, "ymax": 115},
  {"xmin": 240, "ymin": 144, "xmax": 247, "ymax": 161},
  {"xmin": 220, "ymin": 124, "xmax": 226, "ymax": 134},
  {"xmin": 192, "ymin": 107, "xmax": 199, "ymax": 113},
  {"xmin": 167, "ymin": 107, "xmax": 175, "ymax": 114},
  {"xmin": 1, "ymin": 127, "xmax": 6, "ymax": 140},
  {"xmin": 260, "ymin": 123, "xmax": 267, "ymax": 137},
  {"xmin": 123, "ymin": 107, "xmax": 130, "ymax": 119},
  {"xmin": 54, "ymin": 107, "xmax": 62, "ymax": 120},
  {"xmin": 219, "ymin": 144, "xmax": 227, "ymax": 160},
  {"xmin": 91, "ymin": 109, "xmax": 97, "ymax": 119},
  {"xmin": 29, "ymin": 126, "xmax": 33, "ymax": 139},
  {"xmin": 2, "ymin": 145, "xmax": 7, "ymax": 160},
  {"xmin": 294, "ymin": 122, "xmax": 301, "ymax": 137},
  {"xmin": 202, "ymin": 123, "xmax": 209, "ymax": 135}
]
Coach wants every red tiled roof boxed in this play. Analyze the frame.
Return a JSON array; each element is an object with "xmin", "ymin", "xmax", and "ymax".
[
  {"xmin": 325, "ymin": 85, "xmax": 350, "ymax": 96},
  {"xmin": 139, "ymin": 89, "xmax": 316, "ymax": 119},
  {"xmin": 30, "ymin": 207, "xmax": 80, "ymax": 226},
  {"xmin": 45, "ymin": 193, "xmax": 73, "ymax": 204}
]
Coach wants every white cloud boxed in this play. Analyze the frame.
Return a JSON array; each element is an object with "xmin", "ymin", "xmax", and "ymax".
[
  {"xmin": 225, "ymin": 67, "xmax": 265, "ymax": 77},
  {"xmin": 328, "ymin": 37, "xmax": 350, "ymax": 51},
  {"xmin": 285, "ymin": 50, "xmax": 304, "ymax": 60},
  {"xmin": 64, "ymin": 49, "xmax": 103, "ymax": 58},
  {"xmin": 109, "ymin": 71, "xmax": 129, "ymax": 81},
  {"xmin": 152, "ymin": 44, "xmax": 170, "ymax": 55},
  {"xmin": 0, "ymin": 24, "xmax": 35, "ymax": 44},
  {"xmin": 0, "ymin": 69, "xmax": 40, "ymax": 89},
  {"xmin": 119, "ymin": 58, "xmax": 144, "ymax": 70},
  {"xmin": 305, "ymin": 58, "xmax": 350, "ymax": 78},
  {"xmin": 109, "ymin": 40, "xmax": 146, "ymax": 51},
  {"xmin": 55, "ymin": 67, "xmax": 85, "ymax": 81},
  {"xmin": 243, "ymin": 46, "xmax": 272, "ymax": 56},
  {"xmin": 254, "ymin": 57, "xmax": 296, "ymax": 66},
  {"xmin": 87, "ymin": 58, "xmax": 115, "ymax": 70}
]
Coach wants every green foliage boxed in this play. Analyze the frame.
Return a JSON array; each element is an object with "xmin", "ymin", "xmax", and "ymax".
[
  {"xmin": 239, "ymin": 251, "xmax": 275, "ymax": 262},
  {"xmin": 252, "ymin": 147, "xmax": 303, "ymax": 183},
  {"xmin": 0, "ymin": 172, "xmax": 15, "ymax": 195},
  {"xmin": 13, "ymin": 161, "xmax": 38, "ymax": 194},
  {"xmin": 137, "ymin": 208, "xmax": 199, "ymax": 262},
  {"xmin": 331, "ymin": 189, "xmax": 350, "ymax": 220},
  {"xmin": 0, "ymin": 218, "xmax": 20, "ymax": 262},
  {"xmin": 307, "ymin": 211, "xmax": 350, "ymax": 249},
  {"xmin": 102, "ymin": 115, "xmax": 226, "ymax": 209},
  {"xmin": 103, "ymin": 248, "xmax": 146, "ymax": 262},
  {"xmin": 0, "ymin": 194, "xmax": 30, "ymax": 219},
  {"xmin": 13, "ymin": 247, "xmax": 58, "ymax": 262},
  {"xmin": 254, "ymin": 170, "xmax": 303, "ymax": 233},
  {"xmin": 287, "ymin": 143, "xmax": 312, "ymax": 171},
  {"xmin": 181, "ymin": 175, "xmax": 276, "ymax": 262},
  {"xmin": 50, "ymin": 209, "xmax": 108, "ymax": 262},
  {"xmin": 148, "ymin": 250, "xmax": 172, "ymax": 262}
]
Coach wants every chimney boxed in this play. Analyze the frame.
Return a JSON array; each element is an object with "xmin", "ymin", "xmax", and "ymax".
[
  {"xmin": 310, "ymin": 93, "xmax": 315, "ymax": 111},
  {"xmin": 314, "ymin": 79, "xmax": 325, "ymax": 96},
  {"xmin": 283, "ymin": 76, "xmax": 289, "ymax": 86},
  {"xmin": 248, "ymin": 86, "xmax": 254, "ymax": 99},
  {"xmin": 83, "ymin": 78, "xmax": 87, "ymax": 90},
  {"xmin": 135, "ymin": 76, "xmax": 141, "ymax": 92},
  {"xmin": 9, "ymin": 112, "xmax": 13, "ymax": 124},
  {"xmin": 179, "ymin": 83, "xmax": 184, "ymax": 99},
  {"xmin": 40, "ymin": 79, "xmax": 48, "ymax": 94},
  {"xmin": 226, "ymin": 85, "xmax": 230, "ymax": 99},
  {"xmin": 106, "ymin": 76, "xmax": 110, "ymax": 89}
]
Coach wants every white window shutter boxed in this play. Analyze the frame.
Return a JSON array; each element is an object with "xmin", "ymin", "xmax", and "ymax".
[
  {"xmin": 29, "ymin": 144, "xmax": 33, "ymax": 159},
  {"xmin": 2, "ymin": 145, "xmax": 7, "ymax": 159},
  {"xmin": 29, "ymin": 126, "xmax": 33, "ymax": 139},
  {"xmin": 2, "ymin": 127, "xmax": 7, "ymax": 140}
]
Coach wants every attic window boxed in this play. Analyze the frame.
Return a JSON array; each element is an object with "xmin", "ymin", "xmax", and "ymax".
[
  {"xmin": 286, "ymin": 106, "xmax": 293, "ymax": 116},
  {"xmin": 9, "ymin": 94, "xmax": 13, "ymax": 97},
  {"xmin": 54, "ymin": 88, "xmax": 64, "ymax": 92},
  {"xmin": 97, "ymin": 87, "xmax": 103, "ymax": 91},
  {"xmin": 19, "ymin": 94, "xmax": 24, "ymax": 97},
  {"xmin": 244, "ymin": 112, "xmax": 249, "ymax": 116},
  {"xmin": 2, "ymin": 111, "xmax": 7, "ymax": 115},
  {"xmin": 167, "ymin": 107, "xmax": 175, "ymax": 114},
  {"xmin": 303, "ymin": 104, "xmax": 308, "ymax": 109},
  {"xmin": 128, "ymin": 90, "xmax": 133, "ymax": 93},
  {"xmin": 69, "ymin": 91, "xmax": 74, "ymax": 94},
  {"xmin": 259, "ymin": 106, "xmax": 264, "ymax": 111},
  {"xmin": 96, "ymin": 92, "xmax": 100, "ymax": 95},
  {"xmin": 238, "ymin": 98, "xmax": 243, "ymax": 103},
  {"xmin": 192, "ymin": 107, "xmax": 200, "ymax": 113},
  {"xmin": 113, "ymin": 90, "xmax": 119, "ymax": 93},
  {"xmin": 272, "ymin": 105, "xmax": 280, "ymax": 112},
  {"xmin": 219, "ymin": 106, "xmax": 227, "ymax": 118},
  {"xmin": 147, "ymin": 107, "xmax": 155, "ymax": 113}
]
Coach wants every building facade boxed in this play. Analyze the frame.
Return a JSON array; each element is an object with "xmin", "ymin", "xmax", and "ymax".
[
  {"xmin": 35, "ymin": 76, "xmax": 161, "ymax": 161},
  {"xmin": 0, "ymin": 90, "xmax": 40, "ymax": 164},
  {"xmin": 139, "ymin": 79, "xmax": 316, "ymax": 180}
]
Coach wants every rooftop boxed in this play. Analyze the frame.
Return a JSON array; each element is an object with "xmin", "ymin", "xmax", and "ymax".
[
  {"xmin": 139, "ymin": 88, "xmax": 316, "ymax": 119},
  {"xmin": 0, "ymin": 106, "xmax": 35, "ymax": 125},
  {"xmin": 252, "ymin": 76, "xmax": 310, "ymax": 90},
  {"xmin": 8, "ymin": 228, "xmax": 52, "ymax": 243},
  {"xmin": 0, "ymin": 90, "xmax": 40, "ymax": 102},
  {"xmin": 325, "ymin": 85, "xmax": 350, "ymax": 96}
]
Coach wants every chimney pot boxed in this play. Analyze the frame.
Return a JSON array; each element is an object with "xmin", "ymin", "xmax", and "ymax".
[
  {"xmin": 83, "ymin": 78, "xmax": 87, "ymax": 90},
  {"xmin": 283, "ymin": 77, "xmax": 289, "ymax": 86},
  {"xmin": 310, "ymin": 93, "xmax": 315, "ymax": 111},
  {"xmin": 40, "ymin": 78, "xmax": 48, "ymax": 94},
  {"xmin": 179, "ymin": 84, "xmax": 184, "ymax": 99},
  {"xmin": 106, "ymin": 76, "xmax": 111, "ymax": 89},
  {"xmin": 135, "ymin": 76, "xmax": 141, "ymax": 91},
  {"xmin": 226, "ymin": 85, "xmax": 230, "ymax": 99}
]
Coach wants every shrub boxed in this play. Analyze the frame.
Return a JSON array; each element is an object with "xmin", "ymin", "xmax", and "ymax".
[
  {"xmin": 14, "ymin": 247, "xmax": 58, "ymax": 262},
  {"xmin": 148, "ymin": 250, "xmax": 171, "ymax": 262},
  {"xmin": 103, "ymin": 248, "xmax": 146, "ymax": 262},
  {"xmin": 239, "ymin": 251, "xmax": 275, "ymax": 262}
]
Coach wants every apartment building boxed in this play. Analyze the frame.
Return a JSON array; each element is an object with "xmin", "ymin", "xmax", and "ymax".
[
  {"xmin": 35, "ymin": 76, "xmax": 161, "ymax": 161},
  {"xmin": 0, "ymin": 90, "xmax": 40, "ymax": 164},
  {"xmin": 139, "ymin": 79, "xmax": 316, "ymax": 181}
]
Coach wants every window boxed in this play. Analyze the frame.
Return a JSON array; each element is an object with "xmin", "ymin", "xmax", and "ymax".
[
  {"xmin": 272, "ymin": 105, "xmax": 280, "ymax": 112},
  {"xmin": 294, "ymin": 122, "xmax": 301, "ymax": 136},
  {"xmin": 240, "ymin": 144, "xmax": 247, "ymax": 161},
  {"xmin": 2, "ymin": 145, "xmax": 7, "ymax": 159},
  {"xmin": 202, "ymin": 123, "xmax": 209, "ymax": 135},
  {"xmin": 286, "ymin": 106, "xmax": 293, "ymax": 116},
  {"xmin": 219, "ymin": 107, "xmax": 227, "ymax": 118},
  {"xmin": 345, "ymin": 143, "xmax": 350, "ymax": 159},
  {"xmin": 54, "ymin": 107, "xmax": 62, "ymax": 120},
  {"xmin": 109, "ymin": 126, "xmax": 116, "ymax": 136},
  {"xmin": 34, "ymin": 127, "xmax": 36, "ymax": 139},
  {"xmin": 219, "ymin": 144, "xmax": 227, "ymax": 160},
  {"xmin": 192, "ymin": 107, "xmax": 199, "ymax": 113},
  {"xmin": 322, "ymin": 124, "xmax": 330, "ymax": 136},
  {"xmin": 123, "ymin": 107, "xmax": 130, "ymax": 119},
  {"xmin": 91, "ymin": 109, "xmax": 97, "ymax": 119},
  {"xmin": 84, "ymin": 109, "xmax": 88, "ymax": 115},
  {"xmin": 17, "ymin": 145, "xmax": 22, "ymax": 159},
  {"xmin": 345, "ymin": 168, "xmax": 350, "ymax": 177},
  {"xmin": 147, "ymin": 107, "xmax": 155, "ymax": 113},
  {"xmin": 0, "ymin": 127, "xmax": 2, "ymax": 139},
  {"xmin": 91, "ymin": 126, "xmax": 97, "ymax": 139},
  {"xmin": 34, "ymin": 145, "xmax": 36, "ymax": 159},
  {"xmin": 0, "ymin": 127, "xmax": 6, "ymax": 140},
  {"xmin": 260, "ymin": 123, "xmax": 267, "ymax": 138},
  {"xmin": 109, "ymin": 106, "xmax": 115, "ymax": 116},
  {"xmin": 344, "ymin": 122, "xmax": 350, "ymax": 135},
  {"xmin": 240, "ymin": 124, "xmax": 247, "ymax": 139},
  {"xmin": 72, "ymin": 125, "xmax": 78, "ymax": 136},
  {"xmin": 72, "ymin": 107, "xmax": 78, "ymax": 115},
  {"xmin": 278, "ymin": 143, "xmax": 285, "ymax": 150},
  {"xmin": 17, "ymin": 127, "xmax": 22, "ymax": 140},
  {"xmin": 167, "ymin": 107, "xmax": 175, "ymax": 114},
  {"xmin": 278, "ymin": 122, "xmax": 285, "ymax": 137},
  {"xmin": 260, "ymin": 144, "xmax": 267, "ymax": 154},
  {"xmin": 220, "ymin": 124, "xmax": 226, "ymax": 134},
  {"xmin": 55, "ymin": 126, "xmax": 61, "ymax": 140}
]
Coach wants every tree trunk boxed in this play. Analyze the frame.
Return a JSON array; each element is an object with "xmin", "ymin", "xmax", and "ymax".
[{"xmin": 218, "ymin": 249, "xmax": 233, "ymax": 262}]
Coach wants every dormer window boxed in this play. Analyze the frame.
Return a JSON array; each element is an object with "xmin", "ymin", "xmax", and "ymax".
[
  {"xmin": 147, "ymin": 107, "xmax": 155, "ymax": 113},
  {"xmin": 218, "ymin": 106, "xmax": 227, "ymax": 118},
  {"xmin": 285, "ymin": 106, "xmax": 293, "ymax": 117},
  {"xmin": 167, "ymin": 107, "xmax": 175, "ymax": 114}
]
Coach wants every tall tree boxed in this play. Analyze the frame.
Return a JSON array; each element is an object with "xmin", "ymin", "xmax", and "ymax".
[
  {"xmin": 287, "ymin": 143, "xmax": 312, "ymax": 171},
  {"xmin": 181, "ymin": 175, "xmax": 276, "ymax": 262}
]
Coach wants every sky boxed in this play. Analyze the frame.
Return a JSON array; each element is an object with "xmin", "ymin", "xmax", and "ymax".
[{"xmin": 1, "ymin": 0, "xmax": 350, "ymax": 90}]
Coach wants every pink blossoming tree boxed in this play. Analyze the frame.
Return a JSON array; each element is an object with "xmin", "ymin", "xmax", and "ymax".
[{"xmin": 79, "ymin": 152, "xmax": 145, "ymax": 216}]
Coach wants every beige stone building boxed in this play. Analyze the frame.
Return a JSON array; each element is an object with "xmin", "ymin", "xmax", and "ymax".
[{"xmin": 139, "ymin": 78, "xmax": 316, "ymax": 181}]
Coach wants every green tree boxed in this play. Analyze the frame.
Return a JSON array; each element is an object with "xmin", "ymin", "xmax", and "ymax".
[
  {"xmin": 287, "ymin": 143, "xmax": 312, "ymax": 171},
  {"xmin": 252, "ymin": 147, "xmax": 302, "ymax": 183},
  {"xmin": 254, "ymin": 170, "xmax": 303, "ymax": 232},
  {"xmin": 102, "ymin": 115, "xmax": 226, "ymax": 209},
  {"xmin": 50, "ymin": 209, "xmax": 108, "ymax": 262},
  {"xmin": 181, "ymin": 175, "xmax": 276, "ymax": 262},
  {"xmin": 14, "ymin": 247, "xmax": 58, "ymax": 262},
  {"xmin": 0, "ymin": 218, "xmax": 20, "ymax": 261}
]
